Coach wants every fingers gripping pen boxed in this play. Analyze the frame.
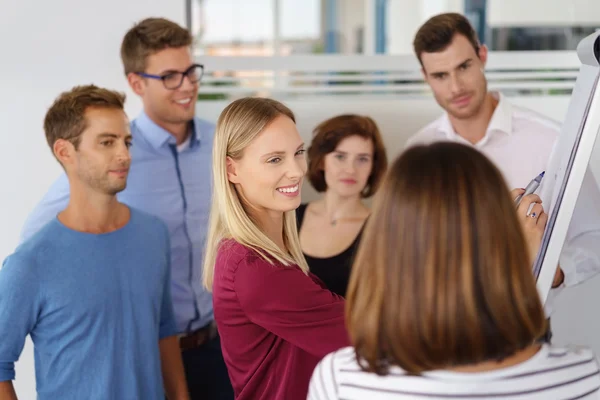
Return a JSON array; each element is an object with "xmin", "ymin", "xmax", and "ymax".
[{"xmin": 515, "ymin": 171, "xmax": 545, "ymax": 207}]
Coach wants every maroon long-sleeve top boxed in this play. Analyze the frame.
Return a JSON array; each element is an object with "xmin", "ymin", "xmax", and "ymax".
[{"xmin": 212, "ymin": 239, "xmax": 349, "ymax": 400}]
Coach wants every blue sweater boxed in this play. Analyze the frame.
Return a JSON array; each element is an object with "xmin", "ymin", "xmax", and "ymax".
[{"xmin": 0, "ymin": 207, "xmax": 178, "ymax": 399}]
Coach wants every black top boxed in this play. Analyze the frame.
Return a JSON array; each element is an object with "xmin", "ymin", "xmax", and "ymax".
[{"xmin": 296, "ymin": 203, "xmax": 366, "ymax": 297}]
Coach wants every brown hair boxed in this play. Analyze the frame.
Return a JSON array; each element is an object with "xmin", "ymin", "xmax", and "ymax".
[
  {"xmin": 413, "ymin": 13, "xmax": 480, "ymax": 65},
  {"xmin": 44, "ymin": 84, "xmax": 126, "ymax": 152},
  {"xmin": 307, "ymin": 114, "xmax": 387, "ymax": 198},
  {"xmin": 346, "ymin": 142, "xmax": 547, "ymax": 375},
  {"xmin": 120, "ymin": 17, "xmax": 193, "ymax": 75}
]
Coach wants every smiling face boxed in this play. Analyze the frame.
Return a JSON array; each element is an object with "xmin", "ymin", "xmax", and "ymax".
[
  {"xmin": 421, "ymin": 34, "xmax": 489, "ymax": 120},
  {"xmin": 130, "ymin": 46, "xmax": 198, "ymax": 127},
  {"xmin": 227, "ymin": 114, "xmax": 307, "ymax": 218},
  {"xmin": 59, "ymin": 107, "xmax": 132, "ymax": 195},
  {"xmin": 323, "ymin": 135, "xmax": 374, "ymax": 198}
]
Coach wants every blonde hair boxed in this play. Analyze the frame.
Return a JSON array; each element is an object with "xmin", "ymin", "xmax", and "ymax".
[{"xmin": 203, "ymin": 97, "xmax": 309, "ymax": 290}]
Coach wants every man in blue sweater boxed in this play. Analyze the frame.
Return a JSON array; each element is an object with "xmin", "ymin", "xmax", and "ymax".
[
  {"xmin": 19, "ymin": 18, "xmax": 233, "ymax": 399},
  {"xmin": 0, "ymin": 85, "xmax": 189, "ymax": 400}
]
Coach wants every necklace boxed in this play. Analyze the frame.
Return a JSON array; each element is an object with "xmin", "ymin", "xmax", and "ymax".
[{"xmin": 330, "ymin": 216, "xmax": 367, "ymax": 226}]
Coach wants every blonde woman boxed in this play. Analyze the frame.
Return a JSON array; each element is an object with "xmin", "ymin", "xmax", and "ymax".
[{"xmin": 203, "ymin": 97, "xmax": 349, "ymax": 400}]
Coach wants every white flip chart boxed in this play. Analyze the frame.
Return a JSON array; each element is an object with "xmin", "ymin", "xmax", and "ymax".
[{"xmin": 535, "ymin": 31, "xmax": 600, "ymax": 305}]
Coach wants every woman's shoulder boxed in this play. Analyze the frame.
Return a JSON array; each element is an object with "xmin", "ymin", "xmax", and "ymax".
[
  {"xmin": 309, "ymin": 344, "xmax": 600, "ymax": 399},
  {"xmin": 538, "ymin": 343, "xmax": 598, "ymax": 367},
  {"xmin": 216, "ymin": 239, "xmax": 299, "ymax": 273},
  {"xmin": 308, "ymin": 347, "xmax": 360, "ymax": 398},
  {"xmin": 214, "ymin": 240, "xmax": 278, "ymax": 292},
  {"xmin": 315, "ymin": 344, "xmax": 600, "ymax": 370},
  {"xmin": 217, "ymin": 238, "xmax": 252, "ymax": 255},
  {"xmin": 216, "ymin": 239, "xmax": 261, "ymax": 267},
  {"xmin": 315, "ymin": 346, "xmax": 359, "ymax": 373}
]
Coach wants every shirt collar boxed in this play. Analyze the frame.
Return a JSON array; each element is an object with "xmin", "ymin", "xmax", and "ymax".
[
  {"xmin": 135, "ymin": 111, "xmax": 202, "ymax": 150},
  {"xmin": 487, "ymin": 92, "xmax": 513, "ymax": 136},
  {"xmin": 438, "ymin": 91, "xmax": 514, "ymax": 144}
]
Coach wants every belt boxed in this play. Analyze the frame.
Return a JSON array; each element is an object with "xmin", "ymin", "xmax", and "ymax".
[{"xmin": 178, "ymin": 322, "xmax": 217, "ymax": 351}]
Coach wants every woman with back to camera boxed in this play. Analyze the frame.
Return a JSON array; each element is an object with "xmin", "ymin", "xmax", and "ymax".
[
  {"xmin": 297, "ymin": 115, "xmax": 387, "ymax": 297},
  {"xmin": 202, "ymin": 97, "xmax": 349, "ymax": 400},
  {"xmin": 308, "ymin": 142, "xmax": 600, "ymax": 399}
]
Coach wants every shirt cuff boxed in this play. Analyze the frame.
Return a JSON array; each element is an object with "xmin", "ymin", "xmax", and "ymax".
[
  {"xmin": 558, "ymin": 251, "xmax": 578, "ymax": 287},
  {"xmin": 159, "ymin": 320, "xmax": 179, "ymax": 340},
  {"xmin": 0, "ymin": 362, "xmax": 15, "ymax": 382}
]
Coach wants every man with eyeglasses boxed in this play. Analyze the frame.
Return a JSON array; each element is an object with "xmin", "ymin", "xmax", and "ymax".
[{"xmin": 20, "ymin": 17, "xmax": 234, "ymax": 400}]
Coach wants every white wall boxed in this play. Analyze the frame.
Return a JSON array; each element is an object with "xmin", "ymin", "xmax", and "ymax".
[
  {"xmin": 386, "ymin": 0, "xmax": 465, "ymax": 54},
  {"xmin": 0, "ymin": 1, "xmax": 185, "ymax": 398},
  {"xmin": 487, "ymin": 0, "xmax": 600, "ymax": 27}
]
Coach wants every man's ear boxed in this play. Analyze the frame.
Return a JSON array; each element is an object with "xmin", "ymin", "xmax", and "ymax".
[
  {"xmin": 127, "ymin": 73, "xmax": 145, "ymax": 96},
  {"xmin": 227, "ymin": 156, "xmax": 240, "ymax": 184},
  {"xmin": 478, "ymin": 44, "xmax": 489, "ymax": 67},
  {"xmin": 53, "ymin": 139, "xmax": 75, "ymax": 167}
]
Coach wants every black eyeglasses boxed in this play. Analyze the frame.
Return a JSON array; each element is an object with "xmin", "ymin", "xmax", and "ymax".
[{"xmin": 136, "ymin": 64, "xmax": 204, "ymax": 90}]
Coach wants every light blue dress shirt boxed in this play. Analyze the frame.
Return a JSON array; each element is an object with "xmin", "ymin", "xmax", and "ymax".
[{"xmin": 20, "ymin": 112, "xmax": 214, "ymax": 333}]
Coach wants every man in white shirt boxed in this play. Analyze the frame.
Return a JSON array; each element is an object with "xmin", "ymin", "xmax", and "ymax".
[{"xmin": 407, "ymin": 12, "xmax": 600, "ymax": 325}]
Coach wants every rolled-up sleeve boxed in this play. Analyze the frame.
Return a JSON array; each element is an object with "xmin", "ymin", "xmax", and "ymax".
[{"xmin": 0, "ymin": 254, "xmax": 41, "ymax": 381}]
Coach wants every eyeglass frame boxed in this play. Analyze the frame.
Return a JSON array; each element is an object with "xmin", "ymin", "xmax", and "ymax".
[{"xmin": 135, "ymin": 63, "xmax": 204, "ymax": 90}]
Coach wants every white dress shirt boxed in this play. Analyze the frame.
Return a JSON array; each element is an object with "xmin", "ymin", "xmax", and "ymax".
[
  {"xmin": 406, "ymin": 91, "xmax": 600, "ymax": 315},
  {"xmin": 406, "ymin": 92, "xmax": 558, "ymax": 189}
]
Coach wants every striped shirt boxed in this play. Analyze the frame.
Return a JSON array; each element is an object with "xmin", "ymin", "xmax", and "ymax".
[{"xmin": 308, "ymin": 345, "xmax": 600, "ymax": 400}]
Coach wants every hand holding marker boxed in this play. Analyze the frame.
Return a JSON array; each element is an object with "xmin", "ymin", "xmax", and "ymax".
[{"xmin": 515, "ymin": 171, "xmax": 545, "ymax": 208}]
